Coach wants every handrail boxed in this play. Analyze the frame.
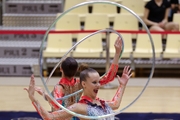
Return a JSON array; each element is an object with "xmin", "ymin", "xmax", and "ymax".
[{"xmin": 0, "ymin": 29, "xmax": 180, "ymax": 34}]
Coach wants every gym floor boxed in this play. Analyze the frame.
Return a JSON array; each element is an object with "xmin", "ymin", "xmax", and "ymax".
[{"xmin": 0, "ymin": 76, "xmax": 180, "ymax": 113}]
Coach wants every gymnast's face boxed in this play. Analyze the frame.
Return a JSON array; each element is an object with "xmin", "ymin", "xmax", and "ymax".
[{"xmin": 82, "ymin": 72, "xmax": 100, "ymax": 99}]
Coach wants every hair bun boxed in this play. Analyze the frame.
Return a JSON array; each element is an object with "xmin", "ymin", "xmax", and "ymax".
[{"xmin": 78, "ymin": 63, "xmax": 89, "ymax": 72}]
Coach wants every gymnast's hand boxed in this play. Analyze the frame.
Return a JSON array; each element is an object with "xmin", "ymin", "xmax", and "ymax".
[
  {"xmin": 117, "ymin": 66, "xmax": 132, "ymax": 86},
  {"xmin": 24, "ymin": 74, "xmax": 36, "ymax": 102},
  {"xmin": 35, "ymin": 86, "xmax": 44, "ymax": 96},
  {"xmin": 114, "ymin": 37, "xmax": 122, "ymax": 55}
]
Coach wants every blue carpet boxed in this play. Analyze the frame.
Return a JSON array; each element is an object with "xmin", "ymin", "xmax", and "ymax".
[
  {"xmin": 0, "ymin": 111, "xmax": 180, "ymax": 120},
  {"xmin": 116, "ymin": 113, "xmax": 180, "ymax": 120}
]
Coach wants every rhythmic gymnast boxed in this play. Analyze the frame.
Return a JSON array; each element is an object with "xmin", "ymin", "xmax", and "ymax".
[
  {"xmin": 25, "ymin": 65, "xmax": 132, "ymax": 120},
  {"xmin": 34, "ymin": 37, "xmax": 122, "ymax": 115}
]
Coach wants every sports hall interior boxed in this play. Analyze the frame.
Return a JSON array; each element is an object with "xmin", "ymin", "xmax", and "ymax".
[{"xmin": 0, "ymin": 0, "xmax": 180, "ymax": 120}]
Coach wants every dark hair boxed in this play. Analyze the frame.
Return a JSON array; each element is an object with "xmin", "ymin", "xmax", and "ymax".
[
  {"xmin": 78, "ymin": 63, "xmax": 89, "ymax": 72},
  {"xmin": 61, "ymin": 57, "xmax": 78, "ymax": 78},
  {"xmin": 79, "ymin": 65, "xmax": 97, "ymax": 83}
]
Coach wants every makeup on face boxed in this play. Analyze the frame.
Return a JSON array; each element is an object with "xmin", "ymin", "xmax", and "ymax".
[
  {"xmin": 87, "ymin": 72, "xmax": 100, "ymax": 94},
  {"xmin": 91, "ymin": 80, "xmax": 100, "ymax": 94}
]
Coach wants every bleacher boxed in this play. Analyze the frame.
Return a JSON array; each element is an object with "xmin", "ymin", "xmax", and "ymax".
[
  {"xmin": 0, "ymin": 0, "xmax": 63, "ymax": 76},
  {"xmin": 0, "ymin": 0, "xmax": 180, "ymax": 77}
]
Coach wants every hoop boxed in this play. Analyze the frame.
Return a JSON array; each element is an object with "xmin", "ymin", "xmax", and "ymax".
[{"xmin": 39, "ymin": 1, "xmax": 155, "ymax": 119}]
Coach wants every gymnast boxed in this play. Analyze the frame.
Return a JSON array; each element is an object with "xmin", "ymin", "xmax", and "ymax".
[
  {"xmin": 25, "ymin": 65, "xmax": 132, "ymax": 120},
  {"xmin": 34, "ymin": 37, "xmax": 122, "ymax": 114}
]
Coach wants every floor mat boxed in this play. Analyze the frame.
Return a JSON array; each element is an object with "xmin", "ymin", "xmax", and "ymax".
[{"xmin": 0, "ymin": 112, "xmax": 180, "ymax": 120}]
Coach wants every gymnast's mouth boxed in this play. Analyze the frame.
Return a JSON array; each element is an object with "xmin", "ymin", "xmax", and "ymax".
[{"xmin": 94, "ymin": 89, "xmax": 98, "ymax": 93}]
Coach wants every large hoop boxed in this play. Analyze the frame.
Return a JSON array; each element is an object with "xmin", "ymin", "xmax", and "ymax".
[{"xmin": 39, "ymin": 1, "xmax": 155, "ymax": 119}]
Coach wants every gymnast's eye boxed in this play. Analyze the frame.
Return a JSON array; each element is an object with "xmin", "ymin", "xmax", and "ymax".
[{"xmin": 92, "ymin": 81, "xmax": 97, "ymax": 84}]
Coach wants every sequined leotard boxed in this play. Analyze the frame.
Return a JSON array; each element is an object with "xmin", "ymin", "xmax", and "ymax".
[{"xmin": 79, "ymin": 96, "xmax": 114, "ymax": 120}]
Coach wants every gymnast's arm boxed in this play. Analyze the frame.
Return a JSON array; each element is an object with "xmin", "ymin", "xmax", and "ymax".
[
  {"xmin": 99, "ymin": 37, "xmax": 122, "ymax": 85},
  {"xmin": 32, "ymin": 101, "xmax": 83, "ymax": 120},
  {"xmin": 106, "ymin": 66, "xmax": 132, "ymax": 110},
  {"xmin": 35, "ymin": 85, "xmax": 65, "ymax": 111},
  {"xmin": 25, "ymin": 75, "xmax": 85, "ymax": 120}
]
